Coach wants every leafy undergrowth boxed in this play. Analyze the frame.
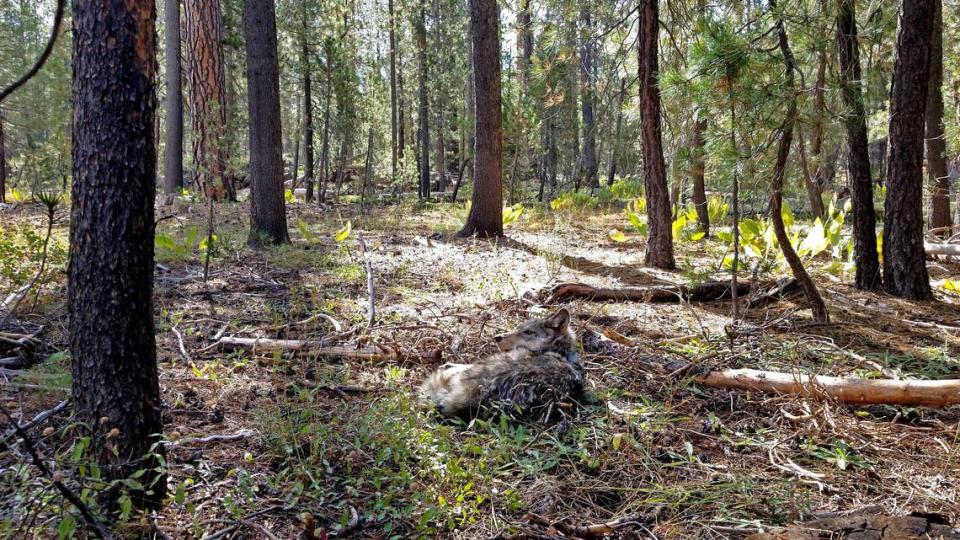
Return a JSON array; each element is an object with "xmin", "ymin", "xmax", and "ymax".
[{"xmin": 1, "ymin": 198, "xmax": 960, "ymax": 538}]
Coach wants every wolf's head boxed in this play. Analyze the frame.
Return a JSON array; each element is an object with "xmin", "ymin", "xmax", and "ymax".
[{"xmin": 494, "ymin": 309, "xmax": 572, "ymax": 353}]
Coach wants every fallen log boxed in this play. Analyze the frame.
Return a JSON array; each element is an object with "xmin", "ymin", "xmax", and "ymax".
[
  {"xmin": 699, "ymin": 368, "xmax": 960, "ymax": 408},
  {"xmin": 580, "ymin": 329, "xmax": 960, "ymax": 408},
  {"xmin": 924, "ymin": 241, "xmax": 960, "ymax": 256},
  {"xmin": 547, "ymin": 279, "xmax": 800, "ymax": 306}
]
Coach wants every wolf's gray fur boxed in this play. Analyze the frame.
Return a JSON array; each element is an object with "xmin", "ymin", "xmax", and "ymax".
[{"xmin": 419, "ymin": 309, "xmax": 583, "ymax": 419}]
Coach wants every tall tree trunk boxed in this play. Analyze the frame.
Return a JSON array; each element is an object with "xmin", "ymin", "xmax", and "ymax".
[
  {"xmin": 436, "ymin": 107, "xmax": 445, "ymax": 191},
  {"xmin": 184, "ymin": 0, "xmax": 233, "ymax": 200},
  {"xmin": 318, "ymin": 56, "xmax": 332, "ymax": 202},
  {"xmin": 806, "ymin": 46, "xmax": 827, "ymax": 219},
  {"xmin": 456, "ymin": 0, "xmax": 502, "ymax": 238},
  {"xmin": 388, "ymin": 0, "xmax": 398, "ymax": 181},
  {"xmin": 691, "ymin": 116, "xmax": 708, "ymax": 235},
  {"xmin": 926, "ymin": 0, "xmax": 950, "ymax": 231},
  {"xmin": 164, "ymin": 0, "xmax": 183, "ymax": 198},
  {"xmin": 70, "ymin": 0, "xmax": 166, "ymax": 507},
  {"xmin": 361, "ymin": 126, "xmax": 374, "ymax": 209},
  {"xmin": 0, "ymin": 107, "xmax": 6, "ymax": 204},
  {"xmin": 290, "ymin": 98, "xmax": 300, "ymax": 183},
  {"xmin": 579, "ymin": 4, "xmax": 598, "ymax": 190},
  {"xmin": 516, "ymin": 0, "xmax": 532, "ymax": 92},
  {"xmin": 606, "ymin": 77, "xmax": 626, "ymax": 187},
  {"xmin": 837, "ymin": 0, "xmax": 881, "ymax": 290},
  {"xmin": 416, "ymin": 1, "xmax": 430, "ymax": 199},
  {"xmin": 771, "ymin": 4, "xmax": 829, "ymax": 323},
  {"xmin": 302, "ymin": 39, "xmax": 315, "ymax": 203},
  {"xmin": 244, "ymin": 0, "xmax": 289, "ymax": 246},
  {"xmin": 882, "ymin": 0, "xmax": 934, "ymax": 300},
  {"xmin": 397, "ymin": 46, "xmax": 406, "ymax": 164},
  {"xmin": 638, "ymin": 0, "xmax": 674, "ymax": 269},
  {"xmin": 465, "ymin": 21, "xmax": 476, "ymax": 186}
]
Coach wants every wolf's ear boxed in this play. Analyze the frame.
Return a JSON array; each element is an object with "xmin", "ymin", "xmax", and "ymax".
[{"xmin": 545, "ymin": 308, "xmax": 570, "ymax": 331}]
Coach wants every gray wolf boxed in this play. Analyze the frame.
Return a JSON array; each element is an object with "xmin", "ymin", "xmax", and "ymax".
[{"xmin": 419, "ymin": 309, "xmax": 584, "ymax": 419}]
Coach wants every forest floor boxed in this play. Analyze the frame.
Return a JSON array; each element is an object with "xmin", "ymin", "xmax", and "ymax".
[{"xmin": 3, "ymin": 195, "xmax": 960, "ymax": 539}]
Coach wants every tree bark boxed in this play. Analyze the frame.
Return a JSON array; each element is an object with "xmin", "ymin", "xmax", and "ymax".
[
  {"xmin": 926, "ymin": 0, "xmax": 950, "ymax": 231},
  {"xmin": 638, "ymin": 0, "xmax": 675, "ymax": 269},
  {"xmin": 456, "ymin": 0, "xmax": 503, "ymax": 238},
  {"xmin": 303, "ymin": 57, "xmax": 314, "ymax": 202},
  {"xmin": 301, "ymin": 10, "xmax": 315, "ymax": 203},
  {"xmin": 69, "ymin": 0, "xmax": 166, "ymax": 507},
  {"xmin": 416, "ymin": 0, "xmax": 430, "ymax": 199},
  {"xmin": 882, "ymin": 0, "xmax": 934, "ymax": 300},
  {"xmin": 837, "ymin": 0, "xmax": 881, "ymax": 291},
  {"xmin": 398, "ymin": 45, "xmax": 406, "ymax": 164},
  {"xmin": 806, "ymin": 46, "xmax": 827, "ymax": 219},
  {"xmin": 516, "ymin": 0, "xmax": 532, "ymax": 92},
  {"xmin": 606, "ymin": 77, "xmax": 626, "ymax": 187},
  {"xmin": 318, "ymin": 49, "xmax": 332, "ymax": 202},
  {"xmin": 388, "ymin": 0, "xmax": 398, "ymax": 181},
  {"xmin": 184, "ymin": 0, "xmax": 233, "ymax": 200},
  {"xmin": 579, "ymin": 4, "xmax": 598, "ymax": 190},
  {"xmin": 244, "ymin": 0, "xmax": 289, "ymax": 246},
  {"xmin": 0, "ymin": 107, "xmax": 6, "ymax": 204},
  {"xmin": 163, "ymin": 0, "xmax": 183, "ymax": 197},
  {"xmin": 771, "ymin": 5, "xmax": 829, "ymax": 323},
  {"xmin": 691, "ymin": 117, "xmax": 708, "ymax": 235}
]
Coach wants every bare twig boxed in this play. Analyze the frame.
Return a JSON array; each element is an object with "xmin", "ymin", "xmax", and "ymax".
[
  {"xmin": 0, "ymin": 0, "xmax": 67, "ymax": 103},
  {"xmin": 358, "ymin": 234, "xmax": 376, "ymax": 328},
  {"xmin": 0, "ymin": 404, "xmax": 112, "ymax": 539},
  {"xmin": 0, "ymin": 399, "xmax": 68, "ymax": 444},
  {"xmin": 171, "ymin": 325, "xmax": 192, "ymax": 363},
  {"xmin": 169, "ymin": 429, "xmax": 256, "ymax": 447}
]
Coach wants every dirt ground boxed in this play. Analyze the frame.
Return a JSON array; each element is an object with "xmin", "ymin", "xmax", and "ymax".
[{"xmin": 2, "ymin": 197, "xmax": 960, "ymax": 539}]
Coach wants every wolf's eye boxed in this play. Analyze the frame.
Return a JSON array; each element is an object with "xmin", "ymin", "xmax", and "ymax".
[{"xmin": 523, "ymin": 330, "xmax": 535, "ymax": 335}]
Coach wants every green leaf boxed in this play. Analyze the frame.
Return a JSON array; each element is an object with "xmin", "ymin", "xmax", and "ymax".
[
  {"xmin": 57, "ymin": 515, "xmax": 77, "ymax": 540},
  {"xmin": 690, "ymin": 231, "xmax": 706, "ymax": 241},
  {"xmin": 335, "ymin": 221, "xmax": 352, "ymax": 243},
  {"xmin": 799, "ymin": 219, "xmax": 827, "ymax": 257},
  {"xmin": 608, "ymin": 229, "xmax": 628, "ymax": 242},
  {"xmin": 502, "ymin": 203, "xmax": 525, "ymax": 226}
]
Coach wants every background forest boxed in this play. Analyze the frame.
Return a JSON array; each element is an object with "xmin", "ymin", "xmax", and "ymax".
[{"xmin": 2, "ymin": 0, "xmax": 960, "ymax": 538}]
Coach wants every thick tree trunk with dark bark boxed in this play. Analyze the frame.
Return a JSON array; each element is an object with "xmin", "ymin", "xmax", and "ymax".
[
  {"xmin": 302, "ymin": 39, "xmax": 315, "ymax": 203},
  {"xmin": 837, "ymin": 0, "xmax": 881, "ymax": 291},
  {"xmin": 882, "ymin": 0, "xmax": 934, "ymax": 300},
  {"xmin": 184, "ymin": 0, "xmax": 233, "ymax": 200},
  {"xmin": 69, "ymin": 0, "xmax": 166, "ymax": 507},
  {"xmin": 579, "ymin": 5, "xmax": 598, "ymax": 190},
  {"xmin": 771, "ymin": 7, "xmax": 829, "ymax": 323},
  {"xmin": 164, "ymin": 0, "xmax": 183, "ymax": 197},
  {"xmin": 0, "ymin": 107, "xmax": 5, "ymax": 204},
  {"xmin": 456, "ymin": 0, "xmax": 502, "ymax": 238},
  {"xmin": 244, "ymin": 0, "xmax": 289, "ymax": 246},
  {"xmin": 638, "ymin": 0, "xmax": 674, "ymax": 269},
  {"xmin": 926, "ymin": 0, "xmax": 950, "ymax": 231}
]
